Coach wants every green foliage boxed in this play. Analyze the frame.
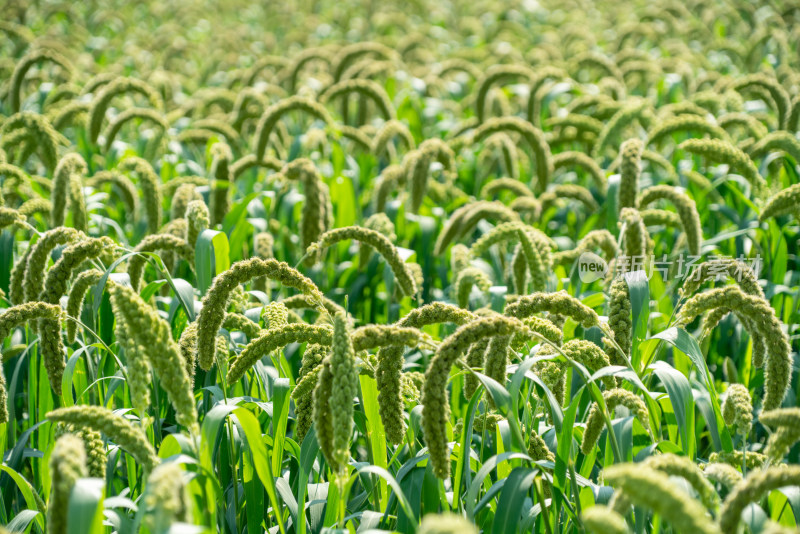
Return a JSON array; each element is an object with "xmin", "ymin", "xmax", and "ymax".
[{"xmin": 1, "ymin": 1, "xmax": 799, "ymax": 533}]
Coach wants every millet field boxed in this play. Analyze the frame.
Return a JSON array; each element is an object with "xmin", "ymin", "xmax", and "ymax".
[{"xmin": 1, "ymin": 0, "xmax": 800, "ymax": 532}]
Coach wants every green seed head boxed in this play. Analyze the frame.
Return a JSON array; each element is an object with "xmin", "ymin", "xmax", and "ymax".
[{"xmin": 48, "ymin": 434, "xmax": 87, "ymax": 534}]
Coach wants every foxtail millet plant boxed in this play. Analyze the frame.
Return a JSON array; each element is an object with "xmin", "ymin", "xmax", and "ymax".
[
  {"xmin": 581, "ymin": 388, "xmax": 650, "ymax": 455},
  {"xmin": 593, "ymin": 99, "xmax": 650, "ymax": 159},
  {"xmin": 479, "ymin": 178, "xmax": 534, "ymax": 200},
  {"xmin": 759, "ymin": 183, "xmax": 800, "ymax": 222},
  {"xmin": 83, "ymin": 169, "xmax": 139, "ymax": 218},
  {"xmin": 54, "ymin": 423, "xmax": 106, "ymax": 478},
  {"xmin": 9, "ymin": 48, "xmax": 74, "ymax": 113},
  {"xmin": 679, "ymin": 258, "xmax": 763, "ymax": 299},
  {"xmin": 371, "ymin": 119, "xmax": 415, "ymax": 161},
  {"xmin": 759, "ymin": 408, "xmax": 800, "ymax": 462},
  {"xmin": 88, "ymin": 77, "xmax": 163, "ymax": 143},
  {"xmin": 581, "ymin": 506, "xmax": 629, "ymax": 534},
  {"xmin": 553, "ymin": 229, "xmax": 618, "ymax": 267},
  {"xmin": 637, "ymin": 185, "xmax": 702, "ymax": 255},
  {"xmin": 170, "ymin": 183, "xmax": 201, "ymax": 221},
  {"xmin": 360, "ymin": 213, "xmax": 396, "ymax": 266},
  {"xmin": 603, "ymin": 464, "xmax": 720, "ymax": 534},
  {"xmin": 208, "ymin": 141, "xmax": 233, "ymax": 226},
  {"xmin": 551, "ymin": 151, "xmax": 607, "ymax": 191},
  {"xmin": 253, "ymin": 97, "xmax": 334, "ymax": 160},
  {"xmin": 118, "ymin": 157, "xmax": 163, "ymax": 235},
  {"xmin": 719, "ymin": 466, "xmax": 800, "ymax": 534},
  {"xmin": 39, "ymin": 237, "xmax": 114, "ymax": 391},
  {"xmin": 477, "ymin": 132, "xmax": 521, "ymax": 179},
  {"xmin": 463, "ymin": 338, "xmax": 490, "ymax": 402},
  {"xmin": 22, "ymin": 226, "xmax": 81, "ymax": 303},
  {"xmin": 471, "ymin": 117, "xmax": 553, "ymax": 193},
  {"xmin": 561, "ymin": 339, "xmax": 616, "ymax": 388},
  {"xmin": 307, "ymin": 226, "xmax": 418, "ymax": 297},
  {"xmin": 0, "ymin": 301, "xmax": 64, "ymax": 422},
  {"xmin": 252, "ymin": 231, "xmax": 275, "ymax": 292},
  {"xmin": 378, "ymin": 302, "xmax": 475, "ymax": 441},
  {"xmin": 127, "ymin": 233, "xmax": 194, "ymax": 290},
  {"xmin": 373, "ymin": 164, "xmax": 406, "ymax": 212},
  {"xmin": 263, "ymin": 301, "xmax": 289, "ymax": 329},
  {"xmin": 708, "ymin": 450, "xmax": 767, "ymax": 470},
  {"xmin": 47, "ymin": 434, "xmax": 87, "ymax": 534},
  {"xmin": 319, "ymin": 313, "xmax": 358, "ymax": 476},
  {"xmin": 312, "ymin": 357, "xmax": 336, "ymax": 474},
  {"xmin": 0, "ymin": 112, "xmax": 64, "ymax": 172},
  {"xmin": 721, "ymin": 383, "xmax": 752, "ymax": 436},
  {"xmin": 196, "ymin": 258, "xmax": 324, "ymax": 370},
  {"xmin": 617, "ymin": 138, "xmax": 642, "ymax": 212},
  {"xmin": 283, "ymin": 158, "xmax": 333, "ymax": 265},
  {"xmin": 292, "ymin": 343, "xmax": 329, "ymax": 442},
  {"xmin": 505, "ymin": 290, "xmax": 601, "ymax": 329},
  {"xmin": 143, "ymin": 463, "xmax": 192, "ymax": 532},
  {"xmin": 679, "ymin": 138, "xmax": 766, "ymax": 196},
  {"xmin": 434, "ymin": 200, "xmax": 520, "ymax": 255},
  {"xmin": 351, "ymin": 324, "xmax": 424, "ymax": 353},
  {"xmin": 110, "ymin": 284, "xmax": 199, "ymax": 434},
  {"xmin": 65, "ymin": 268, "xmax": 103, "ymax": 344},
  {"xmin": 228, "ymin": 324, "xmax": 334, "ymax": 383},
  {"xmin": 483, "ymin": 334, "xmax": 512, "ymax": 388},
  {"xmin": 113, "ymin": 310, "xmax": 152, "ymax": 421},
  {"xmin": 645, "ymin": 114, "xmax": 729, "ymax": 146},
  {"xmin": 185, "ymin": 199, "xmax": 210, "ymax": 249},
  {"xmin": 539, "ymin": 184, "xmax": 599, "ymax": 213},
  {"xmin": 747, "ymin": 131, "xmax": 800, "ymax": 164},
  {"xmin": 474, "ymin": 64, "xmax": 534, "ymax": 123},
  {"xmin": 727, "ymin": 73, "xmax": 791, "ymax": 130},
  {"xmin": 676, "ymin": 286, "xmax": 791, "ymax": 410},
  {"xmin": 619, "ymin": 207, "xmax": 648, "ymax": 262},
  {"xmin": 422, "ymin": 315, "xmax": 526, "ymax": 478},
  {"xmin": 407, "ymin": 138, "xmax": 456, "ymax": 214},
  {"xmin": 50, "ymin": 153, "xmax": 87, "ymax": 228},
  {"xmin": 703, "ymin": 462, "xmax": 743, "ymax": 489},
  {"xmin": 605, "ymin": 277, "xmax": 632, "ymax": 366},
  {"xmin": 320, "ymin": 79, "xmax": 395, "ymax": 121},
  {"xmin": 453, "ymin": 267, "xmax": 491, "ymax": 309},
  {"xmin": 643, "ymin": 453, "xmax": 718, "ymax": 511},
  {"xmin": 47, "ymin": 405, "xmax": 159, "ymax": 472},
  {"xmin": 102, "ymin": 107, "xmax": 168, "ymax": 153}
]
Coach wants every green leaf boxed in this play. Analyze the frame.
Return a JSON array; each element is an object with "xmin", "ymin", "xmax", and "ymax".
[
  {"xmin": 470, "ymin": 370, "xmax": 511, "ymax": 416},
  {"xmin": 650, "ymin": 361, "xmax": 695, "ymax": 458},
  {"xmin": 195, "ymin": 229, "xmax": 231, "ymax": 295},
  {"xmin": 649, "ymin": 327, "xmax": 732, "ymax": 452},
  {"xmin": 0, "ymin": 465, "xmax": 46, "ymax": 531},
  {"xmin": 453, "ymin": 387, "xmax": 483, "ymax": 507},
  {"xmin": 61, "ymin": 345, "xmax": 92, "ymax": 405},
  {"xmin": 296, "ymin": 429, "xmax": 319, "ymax": 534},
  {"xmin": 624, "ymin": 270, "xmax": 650, "ymax": 367},
  {"xmin": 555, "ymin": 389, "xmax": 583, "ymax": 490},
  {"xmin": 357, "ymin": 465, "xmax": 418, "ymax": 530},
  {"xmin": 466, "ymin": 452, "xmax": 531, "ymax": 521},
  {"xmin": 201, "ymin": 403, "xmax": 286, "ymax": 534},
  {"xmin": 271, "ymin": 378, "xmax": 291, "ymax": 474},
  {"xmin": 0, "ymin": 230, "xmax": 13, "ymax": 295},
  {"xmin": 491, "ymin": 467, "xmax": 538, "ymax": 534},
  {"xmin": 67, "ymin": 478, "xmax": 105, "ymax": 534},
  {"xmin": 330, "ymin": 174, "xmax": 357, "ymax": 228},
  {"xmin": 606, "ymin": 174, "xmax": 620, "ymax": 232},
  {"xmin": 359, "ymin": 375, "xmax": 389, "ymax": 509},
  {"xmin": 6, "ymin": 509, "xmax": 41, "ymax": 533},
  {"xmin": 650, "ymin": 328, "xmax": 709, "ymax": 386}
]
